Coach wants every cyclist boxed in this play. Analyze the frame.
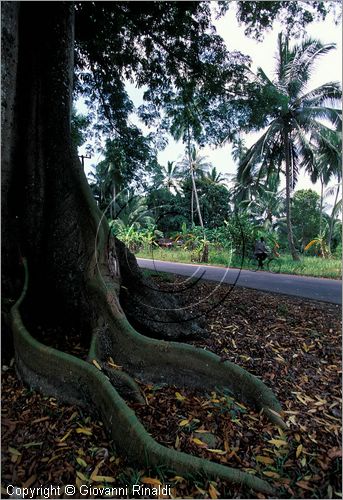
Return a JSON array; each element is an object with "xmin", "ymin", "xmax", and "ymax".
[{"xmin": 253, "ymin": 237, "xmax": 269, "ymax": 269}]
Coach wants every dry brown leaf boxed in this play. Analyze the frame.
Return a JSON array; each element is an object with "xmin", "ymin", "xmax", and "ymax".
[{"xmin": 141, "ymin": 477, "xmax": 162, "ymax": 486}]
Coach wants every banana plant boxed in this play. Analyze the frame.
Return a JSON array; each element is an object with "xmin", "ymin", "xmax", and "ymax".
[{"xmin": 304, "ymin": 233, "xmax": 331, "ymax": 258}]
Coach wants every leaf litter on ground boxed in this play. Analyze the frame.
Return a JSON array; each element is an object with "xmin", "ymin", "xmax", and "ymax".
[{"xmin": 1, "ymin": 277, "xmax": 341, "ymax": 498}]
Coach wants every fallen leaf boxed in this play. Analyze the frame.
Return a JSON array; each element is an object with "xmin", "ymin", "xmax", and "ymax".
[
  {"xmin": 296, "ymin": 444, "xmax": 303, "ymax": 458},
  {"xmin": 92, "ymin": 359, "xmax": 102, "ymax": 370},
  {"xmin": 92, "ymin": 475, "xmax": 115, "ymax": 483},
  {"xmin": 141, "ymin": 477, "xmax": 162, "ymax": 486},
  {"xmin": 296, "ymin": 480, "xmax": 314, "ymax": 491},
  {"xmin": 76, "ymin": 471, "xmax": 88, "ymax": 481},
  {"xmin": 191, "ymin": 437, "xmax": 207, "ymax": 447},
  {"xmin": 288, "ymin": 415, "xmax": 297, "ymax": 425},
  {"xmin": 76, "ymin": 427, "xmax": 92, "ymax": 436},
  {"xmin": 256, "ymin": 455, "xmax": 274, "ymax": 465},
  {"xmin": 31, "ymin": 416, "xmax": 50, "ymax": 424},
  {"xmin": 175, "ymin": 392, "xmax": 186, "ymax": 402},
  {"xmin": 22, "ymin": 441, "xmax": 43, "ymax": 448},
  {"xmin": 8, "ymin": 446, "xmax": 21, "ymax": 456},
  {"xmin": 263, "ymin": 471, "xmax": 280, "ymax": 478},
  {"xmin": 108, "ymin": 360, "xmax": 123, "ymax": 370},
  {"xmin": 268, "ymin": 439, "xmax": 288, "ymax": 448},
  {"xmin": 58, "ymin": 429, "xmax": 72, "ymax": 442},
  {"xmin": 76, "ymin": 457, "xmax": 88, "ymax": 468},
  {"xmin": 66, "ymin": 411, "xmax": 78, "ymax": 423},
  {"xmin": 327, "ymin": 447, "xmax": 342, "ymax": 460},
  {"xmin": 90, "ymin": 459, "xmax": 105, "ymax": 481},
  {"xmin": 195, "ymin": 486, "xmax": 206, "ymax": 495},
  {"xmin": 209, "ymin": 483, "xmax": 219, "ymax": 499},
  {"xmin": 169, "ymin": 476, "xmax": 185, "ymax": 483}
]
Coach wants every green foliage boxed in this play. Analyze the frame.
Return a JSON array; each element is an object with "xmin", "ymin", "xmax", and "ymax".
[
  {"xmin": 74, "ymin": 3, "xmax": 235, "ymax": 138},
  {"xmin": 88, "ymin": 136, "xmax": 158, "ymax": 213},
  {"xmin": 238, "ymin": 34, "xmax": 341, "ymax": 187},
  {"xmin": 180, "ymin": 177, "xmax": 230, "ymax": 230},
  {"xmin": 71, "ymin": 108, "xmax": 91, "ymax": 149},
  {"xmin": 292, "ymin": 190, "xmax": 321, "ymax": 249},
  {"xmin": 137, "ymin": 246, "xmax": 341, "ymax": 279},
  {"xmin": 203, "ymin": 215, "xmax": 256, "ymax": 257},
  {"xmin": 110, "ymin": 222, "xmax": 143, "ymax": 253},
  {"xmin": 146, "ymin": 188, "xmax": 189, "ymax": 234},
  {"xmin": 232, "ymin": 33, "xmax": 341, "ymax": 259},
  {"xmin": 230, "ymin": 2, "xmax": 340, "ymax": 40},
  {"xmin": 110, "ymin": 220, "xmax": 163, "ymax": 254}
]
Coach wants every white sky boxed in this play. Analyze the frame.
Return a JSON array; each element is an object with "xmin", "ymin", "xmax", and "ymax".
[{"xmin": 78, "ymin": 3, "xmax": 342, "ymax": 211}]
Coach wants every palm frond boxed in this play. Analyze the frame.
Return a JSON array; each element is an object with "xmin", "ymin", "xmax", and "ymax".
[
  {"xmin": 238, "ymin": 120, "xmax": 281, "ymax": 180},
  {"xmin": 324, "ymin": 183, "xmax": 341, "ymax": 199},
  {"xmin": 292, "ymin": 120, "xmax": 316, "ymax": 175},
  {"xmin": 296, "ymin": 81, "xmax": 342, "ymax": 108},
  {"xmin": 296, "ymin": 107, "xmax": 342, "ymax": 129},
  {"xmin": 286, "ymin": 39, "xmax": 336, "ymax": 96}
]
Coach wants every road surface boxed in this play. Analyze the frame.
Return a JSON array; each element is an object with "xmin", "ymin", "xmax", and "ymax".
[{"xmin": 137, "ymin": 258, "xmax": 342, "ymax": 305}]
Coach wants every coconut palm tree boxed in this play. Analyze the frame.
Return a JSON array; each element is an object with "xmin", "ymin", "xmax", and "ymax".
[
  {"xmin": 165, "ymin": 82, "xmax": 208, "ymax": 230},
  {"xmin": 231, "ymin": 136, "xmax": 248, "ymax": 165},
  {"xmin": 239, "ymin": 33, "xmax": 342, "ymax": 260},
  {"xmin": 205, "ymin": 167, "xmax": 229, "ymax": 186},
  {"xmin": 248, "ymin": 175, "xmax": 286, "ymax": 229},
  {"xmin": 327, "ymin": 184, "xmax": 342, "ymax": 252},
  {"xmin": 178, "ymin": 147, "xmax": 211, "ymax": 227},
  {"xmin": 307, "ymin": 126, "xmax": 342, "ymax": 240},
  {"xmin": 159, "ymin": 161, "xmax": 182, "ymax": 193},
  {"xmin": 112, "ymin": 191, "xmax": 153, "ymax": 228}
]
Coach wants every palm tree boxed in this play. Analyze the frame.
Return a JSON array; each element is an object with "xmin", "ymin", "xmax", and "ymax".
[
  {"xmin": 308, "ymin": 126, "xmax": 342, "ymax": 240},
  {"xmin": 178, "ymin": 147, "xmax": 211, "ymax": 227},
  {"xmin": 239, "ymin": 34, "xmax": 341, "ymax": 260},
  {"xmin": 89, "ymin": 156, "xmax": 125, "ymax": 218},
  {"xmin": 231, "ymin": 136, "xmax": 248, "ymax": 165},
  {"xmin": 111, "ymin": 191, "xmax": 154, "ymax": 229},
  {"xmin": 229, "ymin": 163, "xmax": 262, "ymax": 212},
  {"xmin": 249, "ymin": 175, "xmax": 286, "ymax": 229},
  {"xmin": 205, "ymin": 167, "xmax": 228, "ymax": 186},
  {"xmin": 324, "ymin": 182, "xmax": 342, "ymax": 253},
  {"xmin": 166, "ymin": 83, "xmax": 208, "ymax": 227},
  {"xmin": 160, "ymin": 161, "xmax": 182, "ymax": 193}
]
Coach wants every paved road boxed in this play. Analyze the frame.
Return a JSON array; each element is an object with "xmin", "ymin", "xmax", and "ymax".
[{"xmin": 137, "ymin": 258, "xmax": 342, "ymax": 305}]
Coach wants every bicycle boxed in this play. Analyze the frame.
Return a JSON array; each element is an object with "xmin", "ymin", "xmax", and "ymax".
[{"xmin": 247, "ymin": 254, "xmax": 281, "ymax": 273}]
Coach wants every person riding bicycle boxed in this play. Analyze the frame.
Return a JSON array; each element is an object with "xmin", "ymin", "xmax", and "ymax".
[{"xmin": 254, "ymin": 237, "xmax": 269, "ymax": 269}]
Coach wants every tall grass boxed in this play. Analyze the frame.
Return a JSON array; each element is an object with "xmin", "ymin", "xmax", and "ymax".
[{"xmin": 136, "ymin": 247, "xmax": 342, "ymax": 279}]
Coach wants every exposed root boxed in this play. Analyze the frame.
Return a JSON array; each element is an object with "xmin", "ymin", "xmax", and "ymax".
[
  {"xmin": 90, "ymin": 276, "xmax": 287, "ymax": 430},
  {"xmin": 103, "ymin": 367, "xmax": 145, "ymax": 404},
  {"xmin": 11, "ymin": 259, "xmax": 276, "ymax": 495},
  {"xmin": 114, "ymin": 237, "xmax": 207, "ymax": 340},
  {"xmin": 87, "ymin": 326, "xmax": 145, "ymax": 403}
]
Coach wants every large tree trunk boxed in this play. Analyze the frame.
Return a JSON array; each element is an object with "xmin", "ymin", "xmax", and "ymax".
[{"xmin": 1, "ymin": 3, "xmax": 284, "ymax": 494}]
